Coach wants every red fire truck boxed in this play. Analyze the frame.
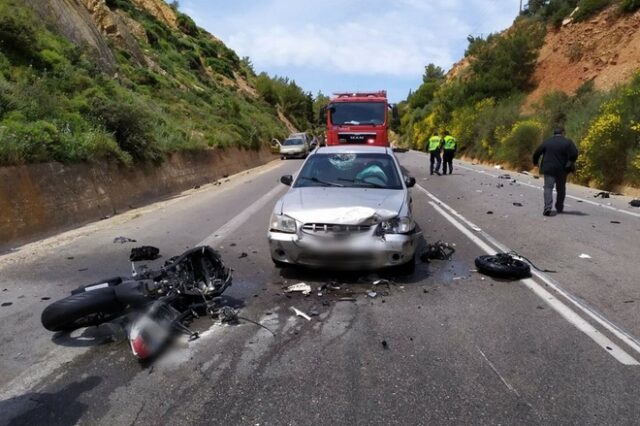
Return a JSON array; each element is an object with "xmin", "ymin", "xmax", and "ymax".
[{"xmin": 320, "ymin": 91, "xmax": 398, "ymax": 147}]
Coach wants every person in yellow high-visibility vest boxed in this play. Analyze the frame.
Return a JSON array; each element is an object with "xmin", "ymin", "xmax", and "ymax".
[
  {"xmin": 442, "ymin": 131, "xmax": 457, "ymax": 175},
  {"xmin": 426, "ymin": 133, "xmax": 443, "ymax": 175}
]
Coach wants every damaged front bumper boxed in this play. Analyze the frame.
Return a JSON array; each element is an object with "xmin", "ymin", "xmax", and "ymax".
[{"xmin": 268, "ymin": 228, "xmax": 421, "ymax": 270}]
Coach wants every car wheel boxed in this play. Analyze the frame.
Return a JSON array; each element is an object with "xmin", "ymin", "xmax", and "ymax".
[
  {"xmin": 272, "ymin": 258, "xmax": 289, "ymax": 268},
  {"xmin": 393, "ymin": 256, "xmax": 416, "ymax": 276}
]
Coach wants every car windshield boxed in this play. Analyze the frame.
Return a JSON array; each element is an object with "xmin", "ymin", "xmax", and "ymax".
[
  {"xmin": 283, "ymin": 138, "xmax": 304, "ymax": 146},
  {"xmin": 294, "ymin": 153, "xmax": 402, "ymax": 189},
  {"xmin": 330, "ymin": 102, "xmax": 386, "ymax": 126}
]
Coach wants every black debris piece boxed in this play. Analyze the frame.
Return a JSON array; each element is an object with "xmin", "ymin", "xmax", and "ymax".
[
  {"xmin": 624, "ymin": 300, "xmax": 635, "ymax": 304},
  {"xmin": 239, "ymin": 252, "xmax": 248, "ymax": 259},
  {"xmin": 487, "ymin": 211, "xmax": 494, "ymax": 215},
  {"xmin": 498, "ymin": 174, "xmax": 512, "ymax": 179},
  {"xmin": 113, "ymin": 236, "xmax": 137, "ymax": 244},
  {"xmin": 338, "ymin": 297, "xmax": 357, "ymax": 302},
  {"xmin": 78, "ymin": 268, "xmax": 88, "ymax": 272},
  {"xmin": 420, "ymin": 241, "xmax": 455, "ymax": 262},
  {"xmin": 381, "ymin": 340, "xmax": 389, "ymax": 349},
  {"xmin": 41, "ymin": 297, "xmax": 50, "ymax": 301},
  {"xmin": 594, "ymin": 191, "xmax": 610, "ymax": 199},
  {"xmin": 66, "ymin": 257, "xmax": 74, "ymax": 260},
  {"xmin": 1, "ymin": 302, "xmax": 12, "ymax": 307},
  {"xmin": 475, "ymin": 253, "xmax": 532, "ymax": 280},
  {"xmin": 230, "ymin": 243, "xmax": 237, "ymax": 247},
  {"xmin": 219, "ymin": 306, "xmax": 239, "ymax": 324},
  {"xmin": 513, "ymin": 202, "xmax": 523, "ymax": 207},
  {"xmin": 611, "ymin": 221, "xmax": 621, "ymax": 224},
  {"xmin": 129, "ymin": 246, "xmax": 161, "ymax": 262},
  {"xmin": 193, "ymin": 185, "xmax": 201, "ymax": 190},
  {"xmin": 630, "ymin": 199, "xmax": 640, "ymax": 208}
]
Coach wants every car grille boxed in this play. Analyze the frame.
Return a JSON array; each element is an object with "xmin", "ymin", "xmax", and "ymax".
[
  {"xmin": 301, "ymin": 223, "xmax": 372, "ymax": 238},
  {"xmin": 338, "ymin": 133, "xmax": 376, "ymax": 144}
]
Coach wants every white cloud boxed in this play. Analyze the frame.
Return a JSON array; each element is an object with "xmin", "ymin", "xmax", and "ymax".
[{"xmin": 183, "ymin": 0, "xmax": 517, "ymax": 77}]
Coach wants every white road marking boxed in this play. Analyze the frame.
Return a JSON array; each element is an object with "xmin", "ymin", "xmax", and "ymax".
[
  {"xmin": 418, "ymin": 184, "xmax": 640, "ymax": 358},
  {"xmin": 477, "ymin": 347, "xmax": 520, "ymax": 397},
  {"xmin": 453, "ymin": 162, "xmax": 640, "ymax": 219},
  {"xmin": 418, "ymin": 184, "xmax": 640, "ymax": 365},
  {"xmin": 198, "ymin": 184, "xmax": 284, "ymax": 246}
]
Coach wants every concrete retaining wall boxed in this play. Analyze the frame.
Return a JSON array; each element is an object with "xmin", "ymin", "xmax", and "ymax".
[{"xmin": 0, "ymin": 146, "xmax": 275, "ymax": 249}]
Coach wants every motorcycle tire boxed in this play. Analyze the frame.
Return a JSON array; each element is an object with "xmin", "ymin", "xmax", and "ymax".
[
  {"xmin": 475, "ymin": 254, "xmax": 531, "ymax": 280},
  {"xmin": 41, "ymin": 288, "xmax": 124, "ymax": 332}
]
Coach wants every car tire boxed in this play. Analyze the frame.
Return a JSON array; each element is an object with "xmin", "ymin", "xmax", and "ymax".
[
  {"xmin": 41, "ymin": 288, "xmax": 124, "ymax": 332},
  {"xmin": 272, "ymin": 258, "xmax": 289, "ymax": 268},
  {"xmin": 475, "ymin": 254, "xmax": 531, "ymax": 279},
  {"xmin": 393, "ymin": 256, "xmax": 416, "ymax": 276}
]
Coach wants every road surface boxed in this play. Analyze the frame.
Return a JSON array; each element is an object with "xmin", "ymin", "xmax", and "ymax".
[{"xmin": 1, "ymin": 151, "xmax": 640, "ymax": 425}]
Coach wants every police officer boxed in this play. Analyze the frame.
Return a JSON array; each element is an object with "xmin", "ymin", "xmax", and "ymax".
[
  {"xmin": 426, "ymin": 132, "xmax": 443, "ymax": 175},
  {"xmin": 532, "ymin": 127, "xmax": 579, "ymax": 216},
  {"xmin": 442, "ymin": 131, "xmax": 457, "ymax": 175}
]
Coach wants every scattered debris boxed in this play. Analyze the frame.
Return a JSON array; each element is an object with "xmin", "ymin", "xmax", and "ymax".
[
  {"xmin": 78, "ymin": 268, "xmax": 88, "ymax": 272},
  {"xmin": 285, "ymin": 283, "xmax": 312, "ymax": 295},
  {"xmin": 594, "ymin": 191, "xmax": 610, "ymax": 199},
  {"xmin": 494, "ymin": 165, "xmax": 504, "ymax": 170},
  {"xmin": 624, "ymin": 300, "xmax": 635, "ymax": 304},
  {"xmin": 40, "ymin": 297, "xmax": 50, "ymax": 301},
  {"xmin": 290, "ymin": 307, "xmax": 311, "ymax": 321},
  {"xmin": 475, "ymin": 253, "xmax": 531, "ymax": 280},
  {"xmin": 219, "ymin": 306, "xmax": 239, "ymax": 324},
  {"xmin": 497, "ymin": 183, "xmax": 504, "ymax": 188},
  {"xmin": 238, "ymin": 252, "xmax": 248, "ymax": 259},
  {"xmin": 193, "ymin": 185, "xmax": 201, "ymax": 190},
  {"xmin": 372, "ymin": 279, "xmax": 390, "ymax": 287},
  {"xmin": 420, "ymin": 241, "xmax": 456, "ymax": 262},
  {"xmin": 630, "ymin": 199, "xmax": 640, "ymax": 208},
  {"xmin": 1, "ymin": 302, "xmax": 12, "ymax": 307},
  {"xmin": 381, "ymin": 340, "xmax": 389, "ymax": 349},
  {"xmin": 498, "ymin": 174, "xmax": 512, "ymax": 179},
  {"xmin": 513, "ymin": 202, "xmax": 523, "ymax": 207},
  {"xmin": 487, "ymin": 211, "xmax": 494, "ymax": 215},
  {"xmin": 338, "ymin": 297, "xmax": 357, "ymax": 302},
  {"xmin": 129, "ymin": 246, "xmax": 160, "ymax": 261},
  {"xmin": 367, "ymin": 291, "xmax": 378, "ymax": 298},
  {"xmin": 520, "ymin": 171, "xmax": 530, "ymax": 175},
  {"xmin": 611, "ymin": 221, "xmax": 621, "ymax": 224},
  {"xmin": 113, "ymin": 236, "xmax": 137, "ymax": 244},
  {"xmin": 66, "ymin": 256, "xmax": 75, "ymax": 260},
  {"xmin": 579, "ymin": 254, "xmax": 592, "ymax": 259}
]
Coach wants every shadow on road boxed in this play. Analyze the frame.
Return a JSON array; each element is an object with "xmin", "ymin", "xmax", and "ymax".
[{"xmin": 0, "ymin": 376, "xmax": 102, "ymax": 426}]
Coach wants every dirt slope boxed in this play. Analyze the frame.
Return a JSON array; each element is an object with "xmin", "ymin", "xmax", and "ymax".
[{"xmin": 526, "ymin": 6, "xmax": 640, "ymax": 107}]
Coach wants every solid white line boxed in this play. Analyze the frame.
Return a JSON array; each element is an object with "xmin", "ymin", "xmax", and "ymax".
[
  {"xmin": 427, "ymin": 200, "xmax": 639, "ymax": 365},
  {"xmin": 418, "ymin": 184, "xmax": 640, "ymax": 357},
  {"xmin": 478, "ymin": 347, "xmax": 520, "ymax": 397},
  {"xmin": 197, "ymin": 185, "xmax": 285, "ymax": 247},
  {"xmin": 453, "ymin": 162, "xmax": 640, "ymax": 219}
]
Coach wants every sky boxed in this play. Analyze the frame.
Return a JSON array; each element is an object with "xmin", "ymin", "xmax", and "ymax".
[{"xmin": 179, "ymin": 0, "xmax": 521, "ymax": 102}]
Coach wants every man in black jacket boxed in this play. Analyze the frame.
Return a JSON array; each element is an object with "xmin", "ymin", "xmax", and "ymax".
[{"xmin": 532, "ymin": 127, "xmax": 579, "ymax": 216}]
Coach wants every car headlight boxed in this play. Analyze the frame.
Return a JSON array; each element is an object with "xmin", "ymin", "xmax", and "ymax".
[
  {"xmin": 270, "ymin": 213, "xmax": 297, "ymax": 233},
  {"xmin": 378, "ymin": 216, "xmax": 415, "ymax": 234}
]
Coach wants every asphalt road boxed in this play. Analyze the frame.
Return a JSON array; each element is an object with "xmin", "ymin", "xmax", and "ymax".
[{"xmin": 1, "ymin": 151, "xmax": 640, "ymax": 425}]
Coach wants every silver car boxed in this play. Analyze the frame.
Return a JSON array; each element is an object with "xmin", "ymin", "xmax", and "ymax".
[
  {"xmin": 279, "ymin": 137, "xmax": 309, "ymax": 159},
  {"xmin": 268, "ymin": 146, "xmax": 420, "ymax": 271}
]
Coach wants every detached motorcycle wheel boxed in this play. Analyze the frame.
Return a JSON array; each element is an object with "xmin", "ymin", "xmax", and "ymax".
[
  {"xmin": 475, "ymin": 254, "xmax": 531, "ymax": 280},
  {"xmin": 41, "ymin": 288, "xmax": 124, "ymax": 332}
]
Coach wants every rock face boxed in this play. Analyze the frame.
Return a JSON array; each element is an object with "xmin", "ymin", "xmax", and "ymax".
[
  {"xmin": 25, "ymin": 0, "xmax": 118, "ymax": 73},
  {"xmin": 131, "ymin": 0, "xmax": 177, "ymax": 28},
  {"xmin": 526, "ymin": 6, "xmax": 640, "ymax": 107}
]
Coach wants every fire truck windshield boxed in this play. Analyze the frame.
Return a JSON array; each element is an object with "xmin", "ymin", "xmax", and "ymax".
[{"xmin": 330, "ymin": 102, "xmax": 385, "ymax": 126}]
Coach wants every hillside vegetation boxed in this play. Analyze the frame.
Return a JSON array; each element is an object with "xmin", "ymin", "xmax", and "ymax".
[
  {"xmin": 400, "ymin": 0, "xmax": 640, "ymax": 189},
  {"xmin": 0, "ymin": 0, "xmax": 314, "ymax": 166}
]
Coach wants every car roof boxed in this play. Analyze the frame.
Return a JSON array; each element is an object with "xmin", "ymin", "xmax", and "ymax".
[{"xmin": 314, "ymin": 146, "xmax": 391, "ymax": 155}]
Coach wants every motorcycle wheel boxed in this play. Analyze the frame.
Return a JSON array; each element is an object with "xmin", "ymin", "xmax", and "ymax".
[{"xmin": 41, "ymin": 288, "xmax": 124, "ymax": 332}]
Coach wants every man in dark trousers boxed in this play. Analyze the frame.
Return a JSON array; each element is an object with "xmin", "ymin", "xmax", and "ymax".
[
  {"xmin": 426, "ymin": 133, "xmax": 443, "ymax": 175},
  {"xmin": 532, "ymin": 127, "xmax": 579, "ymax": 216},
  {"xmin": 442, "ymin": 131, "xmax": 457, "ymax": 175}
]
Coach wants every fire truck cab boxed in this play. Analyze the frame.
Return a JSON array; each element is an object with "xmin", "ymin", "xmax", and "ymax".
[{"xmin": 321, "ymin": 91, "xmax": 398, "ymax": 147}]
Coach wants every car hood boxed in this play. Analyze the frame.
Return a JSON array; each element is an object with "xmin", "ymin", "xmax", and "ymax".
[{"xmin": 280, "ymin": 187, "xmax": 406, "ymax": 225}]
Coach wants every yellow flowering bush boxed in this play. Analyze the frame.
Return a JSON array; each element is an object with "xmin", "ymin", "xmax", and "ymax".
[{"xmin": 497, "ymin": 120, "xmax": 544, "ymax": 170}]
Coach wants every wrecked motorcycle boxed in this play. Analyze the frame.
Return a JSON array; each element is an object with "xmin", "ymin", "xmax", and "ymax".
[{"xmin": 41, "ymin": 246, "xmax": 232, "ymax": 359}]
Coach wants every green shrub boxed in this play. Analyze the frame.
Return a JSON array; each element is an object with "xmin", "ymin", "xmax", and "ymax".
[
  {"xmin": 497, "ymin": 120, "xmax": 544, "ymax": 170},
  {"xmin": 620, "ymin": 0, "xmax": 640, "ymax": 12},
  {"xmin": 574, "ymin": 0, "xmax": 611, "ymax": 21},
  {"xmin": 0, "ymin": 9, "xmax": 38, "ymax": 63},
  {"xmin": 176, "ymin": 13, "xmax": 199, "ymax": 36}
]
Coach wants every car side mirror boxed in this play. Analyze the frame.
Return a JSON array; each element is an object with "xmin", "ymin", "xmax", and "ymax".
[
  {"xmin": 280, "ymin": 175, "xmax": 293, "ymax": 186},
  {"xmin": 405, "ymin": 176, "xmax": 416, "ymax": 188}
]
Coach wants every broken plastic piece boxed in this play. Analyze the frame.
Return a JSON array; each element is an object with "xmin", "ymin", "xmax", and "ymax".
[
  {"xmin": 630, "ymin": 199, "xmax": 640, "ymax": 208},
  {"xmin": 367, "ymin": 291, "xmax": 378, "ymax": 298},
  {"xmin": 285, "ymin": 283, "xmax": 312, "ymax": 295},
  {"xmin": 420, "ymin": 241, "xmax": 456, "ymax": 262},
  {"xmin": 114, "ymin": 236, "xmax": 137, "ymax": 244},
  {"xmin": 594, "ymin": 191, "xmax": 610, "ymax": 199},
  {"xmin": 290, "ymin": 307, "xmax": 311, "ymax": 321},
  {"xmin": 579, "ymin": 253, "xmax": 592, "ymax": 259}
]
